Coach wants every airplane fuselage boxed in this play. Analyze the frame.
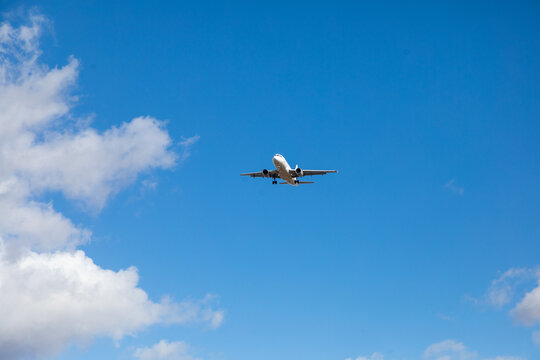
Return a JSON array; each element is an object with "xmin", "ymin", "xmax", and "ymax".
[{"xmin": 272, "ymin": 154, "xmax": 296, "ymax": 186}]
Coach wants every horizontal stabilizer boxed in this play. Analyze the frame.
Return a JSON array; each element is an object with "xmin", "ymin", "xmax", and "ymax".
[{"xmin": 279, "ymin": 181, "xmax": 314, "ymax": 185}]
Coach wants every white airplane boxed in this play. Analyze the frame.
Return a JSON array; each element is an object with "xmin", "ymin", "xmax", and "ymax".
[{"xmin": 241, "ymin": 154, "xmax": 338, "ymax": 186}]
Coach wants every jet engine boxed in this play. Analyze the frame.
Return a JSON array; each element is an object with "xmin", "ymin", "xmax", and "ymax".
[
  {"xmin": 295, "ymin": 166, "xmax": 304, "ymax": 177},
  {"xmin": 262, "ymin": 169, "xmax": 269, "ymax": 177}
]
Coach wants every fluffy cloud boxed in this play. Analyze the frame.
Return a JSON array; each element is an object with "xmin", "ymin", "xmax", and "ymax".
[
  {"xmin": 512, "ymin": 279, "xmax": 540, "ymax": 326},
  {"xmin": 0, "ymin": 178, "xmax": 91, "ymax": 254},
  {"xmin": 474, "ymin": 267, "xmax": 540, "ymax": 344},
  {"xmin": 485, "ymin": 268, "xmax": 536, "ymax": 307},
  {"xmin": 0, "ymin": 13, "xmax": 220, "ymax": 360},
  {"xmin": 134, "ymin": 340, "xmax": 200, "ymax": 360},
  {"xmin": 12, "ymin": 115, "xmax": 176, "ymax": 209},
  {"xmin": 0, "ymin": 13, "xmax": 177, "ymax": 255},
  {"xmin": 423, "ymin": 340, "xmax": 477, "ymax": 360},
  {"xmin": 0, "ymin": 251, "xmax": 222, "ymax": 359},
  {"xmin": 0, "ymin": 31, "xmax": 176, "ymax": 210},
  {"xmin": 479, "ymin": 267, "xmax": 540, "ymax": 339}
]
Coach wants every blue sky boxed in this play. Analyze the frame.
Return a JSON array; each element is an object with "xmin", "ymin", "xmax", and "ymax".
[{"xmin": 1, "ymin": 1, "xmax": 539, "ymax": 360}]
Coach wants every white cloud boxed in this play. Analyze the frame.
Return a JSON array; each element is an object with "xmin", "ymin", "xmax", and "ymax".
[
  {"xmin": 423, "ymin": 340, "xmax": 525, "ymax": 360},
  {"xmin": 444, "ymin": 178, "xmax": 464, "ymax": 195},
  {"xmin": 0, "ymin": 14, "xmax": 220, "ymax": 360},
  {"xmin": 0, "ymin": 178, "xmax": 91, "ymax": 254},
  {"xmin": 348, "ymin": 341, "xmax": 524, "ymax": 360},
  {"xmin": 178, "ymin": 134, "xmax": 200, "ymax": 161},
  {"xmin": 512, "ymin": 279, "xmax": 540, "ymax": 326},
  {"xmin": 485, "ymin": 268, "xmax": 535, "ymax": 307},
  {"xmin": 478, "ymin": 267, "xmax": 540, "ymax": 328},
  {"xmin": 0, "ymin": 44, "xmax": 176, "ymax": 211},
  {"xmin": 13, "ymin": 115, "xmax": 176, "ymax": 209},
  {"xmin": 0, "ymin": 250, "xmax": 221, "ymax": 359},
  {"xmin": 423, "ymin": 340, "xmax": 477, "ymax": 360},
  {"xmin": 345, "ymin": 353, "xmax": 384, "ymax": 360},
  {"xmin": 475, "ymin": 268, "xmax": 540, "ymax": 346},
  {"xmin": 437, "ymin": 313, "xmax": 455, "ymax": 321},
  {"xmin": 0, "ymin": 13, "xmax": 178, "ymax": 256},
  {"xmin": 134, "ymin": 340, "xmax": 200, "ymax": 360}
]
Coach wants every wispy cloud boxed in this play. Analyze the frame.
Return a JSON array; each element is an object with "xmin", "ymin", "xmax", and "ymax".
[
  {"xmin": 347, "ymin": 341, "xmax": 523, "ymax": 360},
  {"xmin": 470, "ymin": 267, "xmax": 540, "ymax": 346},
  {"xmin": 532, "ymin": 331, "xmax": 540, "ymax": 345},
  {"xmin": 179, "ymin": 135, "xmax": 200, "ymax": 161},
  {"xmin": 424, "ymin": 339, "xmax": 477, "ymax": 360},
  {"xmin": 479, "ymin": 267, "xmax": 540, "ymax": 323},
  {"xmin": 445, "ymin": 178, "xmax": 464, "ymax": 195},
  {"xmin": 141, "ymin": 178, "xmax": 158, "ymax": 190},
  {"xmin": 345, "ymin": 353, "xmax": 384, "ymax": 360},
  {"xmin": 436, "ymin": 312, "xmax": 455, "ymax": 321},
  {"xmin": 423, "ymin": 340, "xmax": 524, "ymax": 360},
  {"xmin": 134, "ymin": 340, "xmax": 200, "ymax": 360},
  {"xmin": 485, "ymin": 268, "xmax": 537, "ymax": 307}
]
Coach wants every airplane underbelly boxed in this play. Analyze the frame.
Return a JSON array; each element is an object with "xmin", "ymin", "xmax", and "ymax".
[
  {"xmin": 279, "ymin": 169, "xmax": 291, "ymax": 180},
  {"xmin": 275, "ymin": 167, "xmax": 292, "ymax": 184},
  {"xmin": 274, "ymin": 158, "xmax": 295, "ymax": 185},
  {"xmin": 279, "ymin": 170, "xmax": 296, "ymax": 185}
]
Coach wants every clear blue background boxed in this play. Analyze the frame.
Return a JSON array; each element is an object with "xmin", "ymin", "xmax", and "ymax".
[{"xmin": 4, "ymin": 1, "xmax": 540, "ymax": 359}]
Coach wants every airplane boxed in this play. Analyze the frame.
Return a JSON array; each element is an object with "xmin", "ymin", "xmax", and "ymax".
[{"xmin": 241, "ymin": 154, "xmax": 338, "ymax": 186}]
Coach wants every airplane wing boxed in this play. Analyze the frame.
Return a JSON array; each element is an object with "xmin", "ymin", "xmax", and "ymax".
[
  {"xmin": 289, "ymin": 169, "xmax": 338, "ymax": 177},
  {"xmin": 240, "ymin": 170, "xmax": 280, "ymax": 178}
]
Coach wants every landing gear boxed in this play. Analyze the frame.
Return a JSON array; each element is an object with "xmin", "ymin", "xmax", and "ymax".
[
  {"xmin": 294, "ymin": 179, "xmax": 299, "ymax": 184},
  {"xmin": 272, "ymin": 180, "xmax": 277, "ymax": 184}
]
